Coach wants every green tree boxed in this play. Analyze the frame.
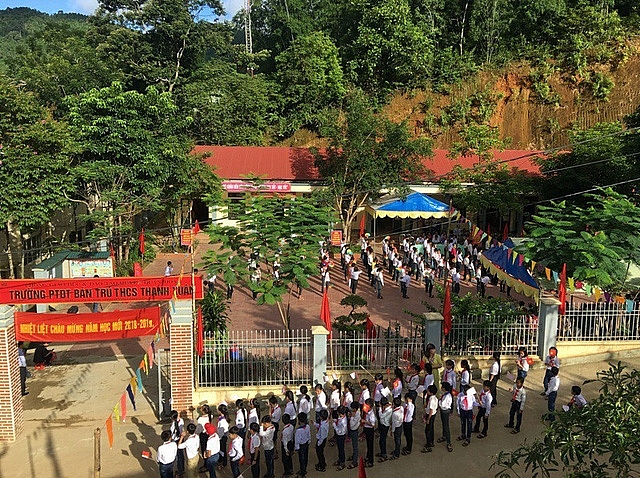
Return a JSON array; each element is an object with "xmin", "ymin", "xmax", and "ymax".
[
  {"xmin": 518, "ymin": 189, "xmax": 640, "ymax": 291},
  {"xmin": 203, "ymin": 191, "xmax": 334, "ymax": 329},
  {"xmin": 493, "ymin": 362, "xmax": 640, "ymax": 477},
  {"xmin": 0, "ymin": 75, "xmax": 77, "ymax": 277},
  {"xmin": 313, "ymin": 90, "xmax": 432, "ymax": 244},
  {"xmin": 65, "ymin": 82, "xmax": 218, "ymax": 262},
  {"xmin": 275, "ymin": 31, "xmax": 346, "ymax": 134}
]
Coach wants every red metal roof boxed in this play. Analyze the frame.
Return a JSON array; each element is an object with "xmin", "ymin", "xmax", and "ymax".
[{"xmin": 192, "ymin": 146, "xmax": 541, "ymax": 181}]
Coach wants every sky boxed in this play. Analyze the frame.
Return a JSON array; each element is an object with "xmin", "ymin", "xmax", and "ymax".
[{"xmin": 0, "ymin": 0, "xmax": 243, "ymax": 18}]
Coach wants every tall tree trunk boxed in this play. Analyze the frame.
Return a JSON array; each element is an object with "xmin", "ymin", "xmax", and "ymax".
[{"xmin": 459, "ymin": 0, "xmax": 470, "ymax": 56}]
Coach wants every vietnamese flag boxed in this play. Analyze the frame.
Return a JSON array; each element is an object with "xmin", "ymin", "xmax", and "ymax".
[
  {"xmin": 139, "ymin": 228, "xmax": 145, "ymax": 255},
  {"xmin": 558, "ymin": 263, "xmax": 567, "ymax": 315},
  {"xmin": 320, "ymin": 288, "xmax": 332, "ymax": 338},
  {"xmin": 359, "ymin": 214, "xmax": 366, "ymax": 238},
  {"xmin": 443, "ymin": 280, "xmax": 452, "ymax": 336},
  {"xmin": 358, "ymin": 457, "xmax": 367, "ymax": 478}
]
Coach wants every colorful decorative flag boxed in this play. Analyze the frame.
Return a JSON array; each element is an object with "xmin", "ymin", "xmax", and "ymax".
[
  {"xmin": 320, "ymin": 289, "xmax": 332, "ymax": 338},
  {"xmin": 120, "ymin": 393, "xmax": 127, "ymax": 422},
  {"xmin": 197, "ymin": 306, "xmax": 204, "ymax": 358},
  {"xmin": 531, "ymin": 261, "xmax": 536, "ymax": 272},
  {"xmin": 517, "ymin": 254, "xmax": 524, "ymax": 266},
  {"xmin": 106, "ymin": 415, "xmax": 114, "ymax": 449},
  {"xmin": 365, "ymin": 317, "xmax": 377, "ymax": 340},
  {"xmin": 147, "ymin": 345, "xmax": 154, "ymax": 369},
  {"xmin": 443, "ymin": 280, "xmax": 452, "ymax": 336},
  {"xmin": 558, "ymin": 263, "xmax": 567, "ymax": 315},
  {"xmin": 136, "ymin": 368, "xmax": 143, "ymax": 393},
  {"xmin": 511, "ymin": 250, "xmax": 518, "ymax": 264},
  {"xmin": 139, "ymin": 228, "xmax": 145, "ymax": 256},
  {"xmin": 486, "ymin": 223, "xmax": 491, "ymax": 236},
  {"xmin": 594, "ymin": 287, "xmax": 601, "ymax": 303},
  {"xmin": 113, "ymin": 404, "xmax": 120, "ymax": 422},
  {"xmin": 552, "ymin": 270, "xmax": 559, "ymax": 284},
  {"xmin": 130, "ymin": 377, "xmax": 138, "ymax": 394},
  {"xmin": 502, "ymin": 223, "xmax": 509, "ymax": 242},
  {"xmin": 480, "ymin": 233, "xmax": 487, "ymax": 241},
  {"xmin": 126, "ymin": 384, "xmax": 137, "ymax": 411},
  {"xmin": 545, "ymin": 268, "xmax": 551, "ymax": 281},
  {"xmin": 568, "ymin": 277, "xmax": 575, "ymax": 292},
  {"xmin": 358, "ymin": 457, "xmax": 367, "ymax": 478},
  {"xmin": 143, "ymin": 355, "xmax": 149, "ymax": 375},
  {"xmin": 585, "ymin": 284, "xmax": 592, "ymax": 296}
]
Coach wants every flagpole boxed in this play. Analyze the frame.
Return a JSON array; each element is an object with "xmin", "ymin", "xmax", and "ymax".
[{"xmin": 442, "ymin": 197, "xmax": 453, "ymax": 352}]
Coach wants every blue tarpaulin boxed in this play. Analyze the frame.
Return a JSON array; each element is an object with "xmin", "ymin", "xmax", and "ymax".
[{"xmin": 366, "ymin": 192, "xmax": 450, "ymax": 219}]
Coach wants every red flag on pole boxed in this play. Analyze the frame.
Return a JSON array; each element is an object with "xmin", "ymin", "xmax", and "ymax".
[
  {"xmin": 502, "ymin": 223, "xmax": 509, "ymax": 242},
  {"xmin": 193, "ymin": 220, "xmax": 200, "ymax": 235},
  {"xmin": 443, "ymin": 280, "xmax": 452, "ymax": 336},
  {"xmin": 139, "ymin": 228, "xmax": 145, "ymax": 255},
  {"xmin": 320, "ymin": 289, "xmax": 332, "ymax": 338},
  {"xmin": 196, "ymin": 306, "xmax": 204, "ymax": 357},
  {"xmin": 358, "ymin": 457, "xmax": 367, "ymax": 478},
  {"xmin": 558, "ymin": 263, "xmax": 567, "ymax": 315},
  {"xmin": 359, "ymin": 214, "xmax": 366, "ymax": 238}
]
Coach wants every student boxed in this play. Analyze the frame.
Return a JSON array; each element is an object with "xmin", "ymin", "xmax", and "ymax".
[
  {"xmin": 421, "ymin": 385, "xmax": 438, "ymax": 453},
  {"xmin": 362, "ymin": 398, "xmax": 376, "ymax": 467},
  {"xmin": 164, "ymin": 261, "xmax": 173, "ymax": 276},
  {"xmin": 401, "ymin": 393, "xmax": 415, "ymax": 455},
  {"xmin": 17, "ymin": 342, "xmax": 28, "ymax": 396},
  {"xmin": 390, "ymin": 397, "xmax": 404, "ymax": 460},
  {"xmin": 342, "ymin": 382, "xmax": 354, "ymax": 409},
  {"xmin": 567, "ymin": 386, "xmax": 588, "ymax": 409},
  {"xmin": 235, "ymin": 399, "xmax": 248, "ymax": 440},
  {"xmin": 247, "ymin": 422, "xmax": 260, "ymax": 478},
  {"xmin": 545, "ymin": 366, "xmax": 560, "ymax": 422},
  {"xmin": 269, "ymin": 396, "xmax": 281, "ymax": 455},
  {"xmin": 314, "ymin": 384, "xmax": 327, "ymax": 425},
  {"xmin": 315, "ymin": 409, "xmax": 329, "ymax": 472},
  {"xmin": 329, "ymin": 380, "xmax": 341, "ymax": 414},
  {"xmin": 196, "ymin": 404, "xmax": 213, "ymax": 459},
  {"xmin": 459, "ymin": 359, "xmax": 471, "ymax": 392},
  {"xmin": 505, "ymin": 377, "xmax": 527, "ymax": 434},
  {"xmin": 347, "ymin": 402, "xmax": 361, "ymax": 469},
  {"xmin": 542, "ymin": 347, "xmax": 560, "ymax": 395},
  {"xmin": 400, "ymin": 271, "xmax": 411, "ymax": 298},
  {"xmin": 489, "ymin": 352, "xmax": 501, "ymax": 407},
  {"xmin": 177, "ymin": 423, "xmax": 200, "ymax": 478},
  {"xmin": 170, "ymin": 410, "xmax": 185, "ymax": 477},
  {"xmin": 157, "ymin": 430, "xmax": 178, "ymax": 478},
  {"xmin": 203, "ymin": 423, "xmax": 220, "ymax": 478},
  {"xmin": 217, "ymin": 404, "xmax": 230, "ymax": 467},
  {"xmin": 392, "ymin": 368, "xmax": 404, "ymax": 399},
  {"xmin": 281, "ymin": 414, "xmax": 295, "ymax": 478},
  {"xmin": 406, "ymin": 364, "xmax": 421, "ymax": 399},
  {"xmin": 377, "ymin": 397, "xmax": 392, "ymax": 462},
  {"xmin": 373, "ymin": 374, "xmax": 384, "ymax": 407},
  {"xmin": 437, "ymin": 382, "xmax": 454, "ymax": 452},
  {"xmin": 298, "ymin": 386, "xmax": 312, "ymax": 417},
  {"xmin": 456, "ymin": 385, "xmax": 474, "ymax": 446},
  {"xmin": 294, "ymin": 412, "xmax": 311, "ymax": 477},
  {"xmin": 248, "ymin": 398, "xmax": 260, "ymax": 428},
  {"xmin": 473, "ymin": 380, "xmax": 493, "ymax": 438},
  {"xmin": 516, "ymin": 347, "xmax": 530, "ymax": 383},
  {"xmin": 359, "ymin": 379, "xmax": 370, "ymax": 404},
  {"xmin": 422, "ymin": 363, "xmax": 434, "ymax": 405},
  {"xmin": 260, "ymin": 416, "xmax": 276, "ymax": 478},
  {"xmin": 284, "ymin": 390, "xmax": 298, "ymax": 427},
  {"xmin": 227, "ymin": 426, "xmax": 244, "ymax": 478},
  {"xmin": 350, "ymin": 266, "xmax": 361, "ymax": 294},
  {"xmin": 332, "ymin": 406, "xmax": 348, "ymax": 470},
  {"xmin": 443, "ymin": 359, "xmax": 457, "ymax": 391}
]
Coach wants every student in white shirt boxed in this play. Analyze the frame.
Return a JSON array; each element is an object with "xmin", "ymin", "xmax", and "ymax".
[
  {"xmin": 401, "ymin": 393, "xmax": 415, "ymax": 455},
  {"xmin": 421, "ymin": 385, "xmax": 439, "ymax": 453},
  {"xmin": 422, "ymin": 363, "xmax": 434, "ymax": 406},
  {"xmin": 313, "ymin": 384, "xmax": 327, "ymax": 425},
  {"xmin": 489, "ymin": 352, "xmax": 501, "ymax": 407},
  {"xmin": 459, "ymin": 359, "xmax": 471, "ymax": 392},
  {"xmin": 170, "ymin": 410, "xmax": 185, "ymax": 476},
  {"xmin": 362, "ymin": 398, "xmax": 377, "ymax": 467},
  {"xmin": 443, "ymin": 359, "xmax": 457, "ymax": 391},
  {"xmin": 284, "ymin": 390, "xmax": 297, "ymax": 427},
  {"xmin": 438, "ymin": 382, "xmax": 454, "ymax": 452},
  {"xmin": 406, "ymin": 364, "xmax": 421, "ymax": 397},
  {"xmin": 473, "ymin": 380, "xmax": 493, "ymax": 438},
  {"xmin": 298, "ymin": 386, "xmax": 312, "ymax": 416},
  {"xmin": 227, "ymin": 426, "xmax": 244, "ymax": 478},
  {"xmin": 235, "ymin": 399, "xmax": 247, "ymax": 440},
  {"xmin": 203, "ymin": 423, "xmax": 221, "ymax": 477},
  {"xmin": 505, "ymin": 377, "xmax": 527, "ymax": 433},
  {"xmin": 377, "ymin": 397, "xmax": 392, "ymax": 461},
  {"xmin": 314, "ymin": 409, "xmax": 329, "ymax": 472},
  {"xmin": 268, "ymin": 396, "xmax": 281, "ymax": 455},
  {"xmin": 260, "ymin": 416, "xmax": 276, "ymax": 478},
  {"xmin": 217, "ymin": 404, "xmax": 230, "ymax": 467},
  {"xmin": 157, "ymin": 430, "xmax": 178, "ymax": 478},
  {"xmin": 545, "ymin": 366, "xmax": 560, "ymax": 422},
  {"xmin": 390, "ymin": 397, "xmax": 404, "ymax": 459},
  {"xmin": 196, "ymin": 404, "xmax": 212, "ymax": 459},
  {"xmin": 177, "ymin": 423, "xmax": 200, "ymax": 478},
  {"xmin": 342, "ymin": 382, "xmax": 354, "ymax": 409},
  {"xmin": 392, "ymin": 368, "xmax": 403, "ymax": 399},
  {"xmin": 280, "ymin": 414, "xmax": 295, "ymax": 477},
  {"xmin": 329, "ymin": 380, "xmax": 341, "ymax": 412},
  {"xmin": 248, "ymin": 398, "xmax": 260, "ymax": 427},
  {"xmin": 294, "ymin": 412, "xmax": 311, "ymax": 476},
  {"xmin": 568, "ymin": 386, "xmax": 588, "ymax": 409},
  {"xmin": 333, "ymin": 406, "xmax": 348, "ymax": 470},
  {"xmin": 542, "ymin": 346, "xmax": 560, "ymax": 395},
  {"xmin": 347, "ymin": 402, "xmax": 361, "ymax": 468},
  {"xmin": 516, "ymin": 347, "xmax": 530, "ymax": 383},
  {"xmin": 456, "ymin": 385, "xmax": 475, "ymax": 446},
  {"xmin": 248, "ymin": 422, "xmax": 261, "ymax": 478},
  {"xmin": 358, "ymin": 379, "xmax": 370, "ymax": 405}
]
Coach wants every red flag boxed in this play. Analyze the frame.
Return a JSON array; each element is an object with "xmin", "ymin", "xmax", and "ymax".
[
  {"xmin": 193, "ymin": 220, "xmax": 201, "ymax": 235},
  {"xmin": 443, "ymin": 280, "xmax": 452, "ymax": 336},
  {"xmin": 359, "ymin": 214, "xmax": 366, "ymax": 238},
  {"xmin": 196, "ymin": 306, "xmax": 204, "ymax": 357},
  {"xmin": 365, "ymin": 317, "xmax": 377, "ymax": 339},
  {"xmin": 486, "ymin": 223, "xmax": 491, "ymax": 236},
  {"xmin": 502, "ymin": 223, "xmax": 509, "ymax": 242},
  {"xmin": 139, "ymin": 228, "xmax": 145, "ymax": 255},
  {"xmin": 558, "ymin": 263, "xmax": 567, "ymax": 315},
  {"xmin": 320, "ymin": 289, "xmax": 332, "ymax": 338},
  {"xmin": 358, "ymin": 457, "xmax": 367, "ymax": 478}
]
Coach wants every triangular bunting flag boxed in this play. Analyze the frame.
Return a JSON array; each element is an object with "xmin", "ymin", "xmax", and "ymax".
[
  {"xmin": 531, "ymin": 261, "xmax": 536, "ymax": 272},
  {"xmin": 568, "ymin": 277, "xmax": 575, "ymax": 292},
  {"xmin": 511, "ymin": 250, "xmax": 518, "ymax": 264},
  {"xmin": 106, "ymin": 415, "xmax": 114, "ymax": 449},
  {"xmin": 552, "ymin": 270, "xmax": 559, "ymax": 284},
  {"xmin": 130, "ymin": 377, "xmax": 138, "ymax": 395},
  {"xmin": 120, "ymin": 393, "xmax": 127, "ymax": 422},
  {"xmin": 113, "ymin": 404, "xmax": 120, "ymax": 422},
  {"xmin": 584, "ymin": 284, "xmax": 592, "ymax": 296},
  {"xmin": 143, "ymin": 354, "xmax": 149, "ymax": 375},
  {"xmin": 517, "ymin": 254, "xmax": 524, "ymax": 266},
  {"xmin": 147, "ymin": 345, "xmax": 154, "ymax": 369},
  {"xmin": 594, "ymin": 287, "xmax": 601, "ymax": 303},
  {"xmin": 545, "ymin": 268, "xmax": 551, "ymax": 281},
  {"xmin": 136, "ymin": 368, "xmax": 143, "ymax": 393},
  {"xmin": 126, "ymin": 384, "xmax": 137, "ymax": 411}
]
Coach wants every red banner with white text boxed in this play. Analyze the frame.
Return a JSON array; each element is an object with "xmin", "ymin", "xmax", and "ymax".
[{"xmin": 15, "ymin": 307, "xmax": 161, "ymax": 342}]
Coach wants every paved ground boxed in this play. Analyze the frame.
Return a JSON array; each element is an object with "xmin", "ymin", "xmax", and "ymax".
[{"xmin": 4, "ymin": 347, "xmax": 637, "ymax": 478}]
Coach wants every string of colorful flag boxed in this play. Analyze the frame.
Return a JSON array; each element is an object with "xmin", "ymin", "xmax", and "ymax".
[{"xmin": 102, "ymin": 313, "xmax": 169, "ymax": 449}]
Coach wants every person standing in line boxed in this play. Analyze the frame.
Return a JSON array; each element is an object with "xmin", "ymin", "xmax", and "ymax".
[
  {"xmin": 177, "ymin": 423, "xmax": 201, "ymax": 478},
  {"xmin": 489, "ymin": 352, "xmax": 501, "ymax": 407},
  {"xmin": 505, "ymin": 377, "xmax": 527, "ymax": 434},
  {"xmin": 157, "ymin": 430, "xmax": 178, "ymax": 478},
  {"xmin": 390, "ymin": 397, "xmax": 404, "ymax": 460},
  {"xmin": 421, "ymin": 385, "xmax": 438, "ymax": 453},
  {"xmin": 545, "ymin": 366, "xmax": 560, "ymax": 422},
  {"xmin": 170, "ymin": 410, "xmax": 185, "ymax": 477},
  {"xmin": 248, "ymin": 422, "xmax": 261, "ymax": 478},
  {"xmin": 473, "ymin": 380, "xmax": 493, "ymax": 439},
  {"xmin": 456, "ymin": 385, "xmax": 474, "ymax": 447},
  {"xmin": 216, "ymin": 404, "xmax": 229, "ymax": 468},
  {"xmin": 377, "ymin": 397, "xmax": 392, "ymax": 462},
  {"xmin": 424, "ymin": 268, "xmax": 435, "ymax": 297},
  {"xmin": 437, "ymin": 382, "xmax": 454, "ymax": 453},
  {"xmin": 17, "ymin": 342, "xmax": 28, "ymax": 396},
  {"xmin": 314, "ymin": 409, "xmax": 329, "ymax": 472},
  {"xmin": 347, "ymin": 402, "xmax": 361, "ymax": 469},
  {"xmin": 268, "ymin": 396, "xmax": 281, "ymax": 457},
  {"xmin": 374, "ymin": 267, "xmax": 385, "ymax": 299},
  {"xmin": 516, "ymin": 347, "xmax": 530, "ymax": 383},
  {"xmin": 260, "ymin": 416, "xmax": 276, "ymax": 478},
  {"xmin": 281, "ymin": 414, "xmax": 295, "ymax": 478},
  {"xmin": 235, "ymin": 399, "xmax": 248, "ymax": 440},
  {"xmin": 401, "ymin": 393, "xmax": 415, "ymax": 455},
  {"xmin": 227, "ymin": 426, "xmax": 244, "ymax": 478},
  {"xmin": 332, "ymin": 406, "xmax": 348, "ymax": 471},
  {"xmin": 350, "ymin": 266, "xmax": 361, "ymax": 294},
  {"xmin": 203, "ymin": 423, "xmax": 220, "ymax": 478},
  {"xmin": 294, "ymin": 412, "xmax": 311, "ymax": 477},
  {"xmin": 362, "ymin": 398, "xmax": 376, "ymax": 467},
  {"xmin": 314, "ymin": 384, "xmax": 327, "ymax": 425}
]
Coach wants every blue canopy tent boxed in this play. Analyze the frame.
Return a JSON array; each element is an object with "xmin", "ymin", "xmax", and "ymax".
[
  {"xmin": 479, "ymin": 238, "xmax": 540, "ymax": 301},
  {"xmin": 365, "ymin": 191, "xmax": 451, "ymax": 241}
]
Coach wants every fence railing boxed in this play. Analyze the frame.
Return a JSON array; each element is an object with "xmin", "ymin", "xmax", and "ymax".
[
  {"xmin": 328, "ymin": 330, "xmax": 424, "ymax": 370},
  {"xmin": 197, "ymin": 329, "xmax": 312, "ymax": 387},
  {"xmin": 558, "ymin": 303, "xmax": 640, "ymax": 341},
  {"xmin": 443, "ymin": 315, "xmax": 538, "ymax": 356}
]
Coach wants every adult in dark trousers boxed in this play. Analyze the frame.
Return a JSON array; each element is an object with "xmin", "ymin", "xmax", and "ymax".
[{"xmin": 18, "ymin": 342, "xmax": 28, "ymax": 396}]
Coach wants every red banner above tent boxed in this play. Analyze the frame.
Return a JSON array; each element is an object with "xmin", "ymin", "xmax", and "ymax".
[
  {"xmin": 15, "ymin": 307, "xmax": 161, "ymax": 342},
  {"xmin": 0, "ymin": 276, "xmax": 203, "ymax": 305}
]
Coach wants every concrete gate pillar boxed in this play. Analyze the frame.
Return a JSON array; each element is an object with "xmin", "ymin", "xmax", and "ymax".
[
  {"xmin": 169, "ymin": 300, "xmax": 194, "ymax": 416},
  {"xmin": 424, "ymin": 312, "xmax": 444, "ymax": 354},
  {"xmin": 0, "ymin": 305, "xmax": 24, "ymax": 442},
  {"xmin": 537, "ymin": 297, "xmax": 561, "ymax": 359}
]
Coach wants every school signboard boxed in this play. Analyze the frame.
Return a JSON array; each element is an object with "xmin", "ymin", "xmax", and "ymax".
[
  {"xmin": 0, "ymin": 276, "xmax": 203, "ymax": 305},
  {"xmin": 15, "ymin": 307, "xmax": 161, "ymax": 342}
]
